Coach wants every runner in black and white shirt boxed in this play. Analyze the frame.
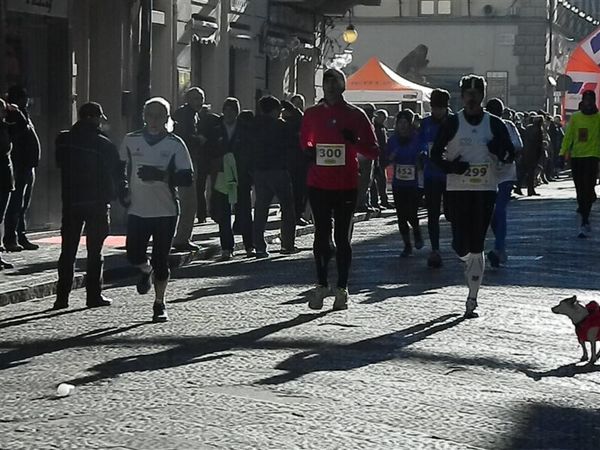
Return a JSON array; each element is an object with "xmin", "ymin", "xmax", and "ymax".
[
  {"xmin": 120, "ymin": 97, "xmax": 193, "ymax": 322},
  {"xmin": 431, "ymin": 75, "xmax": 514, "ymax": 318}
]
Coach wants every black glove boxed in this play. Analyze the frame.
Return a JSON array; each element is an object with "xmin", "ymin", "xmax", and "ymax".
[
  {"xmin": 449, "ymin": 155, "xmax": 470, "ymax": 175},
  {"xmin": 137, "ymin": 165, "xmax": 165, "ymax": 182},
  {"xmin": 341, "ymin": 128, "xmax": 358, "ymax": 145},
  {"xmin": 487, "ymin": 137, "xmax": 506, "ymax": 161},
  {"xmin": 305, "ymin": 146, "xmax": 316, "ymax": 163}
]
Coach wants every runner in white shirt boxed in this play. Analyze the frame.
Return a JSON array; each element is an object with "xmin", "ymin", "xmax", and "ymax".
[
  {"xmin": 120, "ymin": 97, "xmax": 193, "ymax": 322},
  {"xmin": 431, "ymin": 75, "xmax": 514, "ymax": 318}
]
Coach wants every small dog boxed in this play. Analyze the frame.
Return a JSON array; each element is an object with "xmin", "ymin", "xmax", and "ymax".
[{"xmin": 552, "ymin": 295, "xmax": 600, "ymax": 364}]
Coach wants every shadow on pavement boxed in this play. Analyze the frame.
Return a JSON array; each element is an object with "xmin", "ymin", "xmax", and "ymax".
[
  {"xmin": 5, "ymin": 260, "xmax": 61, "ymax": 276},
  {"xmin": 505, "ymin": 403, "xmax": 600, "ymax": 449},
  {"xmin": 257, "ymin": 313, "xmax": 464, "ymax": 385},
  {"xmin": 522, "ymin": 361, "xmax": 600, "ymax": 381},
  {"xmin": 0, "ymin": 307, "xmax": 88, "ymax": 331},
  {"xmin": 280, "ymin": 288, "xmax": 314, "ymax": 305},
  {"xmin": 162, "ymin": 196, "xmax": 600, "ymax": 310},
  {"xmin": 398, "ymin": 347, "xmax": 533, "ymax": 374},
  {"xmin": 68, "ymin": 312, "xmax": 330, "ymax": 386},
  {"xmin": 0, "ymin": 323, "xmax": 148, "ymax": 370},
  {"xmin": 74, "ymin": 194, "xmax": 599, "ymax": 314},
  {"xmin": 0, "ymin": 307, "xmax": 61, "ymax": 323},
  {"xmin": 168, "ymin": 249, "xmax": 315, "ymax": 304}
]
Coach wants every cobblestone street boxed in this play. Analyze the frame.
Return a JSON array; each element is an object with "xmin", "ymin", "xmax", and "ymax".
[{"xmin": 2, "ymin": 178, "xmax": 600, "ymax": 449}]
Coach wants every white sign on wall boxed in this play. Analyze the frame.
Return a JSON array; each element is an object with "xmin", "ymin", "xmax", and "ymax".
[
  {"xmin": 6, "ymin": 0, "xmax": 68, "ymax": 18},
  {"xmin": 486, "ymin": 71, "xmax": 509, "ymax": 102}
]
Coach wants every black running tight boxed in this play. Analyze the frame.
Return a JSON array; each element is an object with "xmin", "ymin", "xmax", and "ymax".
[
  {"xmin": 424, "ymin": 179, "xmax": 447, "ymax": 251},
  {"xmin": 308, "ymin": 187, "xmax": 357, "ymax": 289},
  {"xmin": 571, "ymin": 157, "xmax": 599, "ymax": 225},
  {"xmin": 445, "ymin": 190, "xmax": 496, "ymax": 256}
]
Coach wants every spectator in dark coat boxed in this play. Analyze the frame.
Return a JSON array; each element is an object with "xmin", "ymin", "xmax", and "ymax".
[
  {"xmin": 172, "ymin": 87, "xmax": 219, "ymax": 227},
  {"xmin": 171, "ymin": 87, "xmax": 206, "ymax": 251},
  {"xmin": 3, "ymin": 85, "xmax": 41, "ymax": 252},
  {"xmin": 370, "ymin": 109, "xmax": 391, "ymax": 209},
  {"xmin": 53, "ymin": 102, "xmax": 127, "ymax": 310},
  {"xmin": 547, "ymin": 115, "xmax": 564, "ymax": 180},
  {"xmin": 0, "ymin": 98, "xmax": 27, "ymax": 269},
  {"xmin": 208, "ymin": 98, "xmax": 254, "ymax": 260},
  {"xmin": 521, "ymin": 116, "xmax": 546, "ymax": 196},
  {"xmin": 282, "ymin": 100, "xmax": 309, "ymax": 226},
  {"xmin": 252, "ymin": 96, "xmax": 296, "ymax": 257}
]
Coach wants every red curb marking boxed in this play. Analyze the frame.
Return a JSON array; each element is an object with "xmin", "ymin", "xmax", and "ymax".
[{"xmin": 32, "ymin": 235, "xmax": 127, "ymax": 248}]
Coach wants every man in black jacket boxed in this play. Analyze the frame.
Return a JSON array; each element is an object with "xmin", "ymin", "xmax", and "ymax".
[
  {"xmin": 53, "ymin": 102, "xmax": 127, "ymax": 310},
  {"xmin": 252, "ymin": 96, "xmax": 296, "ymax": 257},
  {"xmin": 0, "ymin": 99, "xmax": 27, "ymax": 269},
  {"xmin": 195, "ymin": 90, "xmax": 221, "ymax": 224},
  {"xmin": 371, "ymin": 109, "xmax": 391, "ymax": 209},
  {"xmin": 3, "ymin": 86, "xmax": 41, "ymax": 252},
  {"xmin": 282, "ymin": 100, "xmax": 308, "ymax": 226},
  {"xmin": 208, "ymin": 97, "xmax": 254, "ymax": 260},
  {"xmin": 171, "ymin": 87, "xmax": 218, "ymax": 250}
]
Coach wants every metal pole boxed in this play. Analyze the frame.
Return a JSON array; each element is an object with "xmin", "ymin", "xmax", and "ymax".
[{"xmin": 136, "ymin": 0, "xmax": 152, "ymax": 128}]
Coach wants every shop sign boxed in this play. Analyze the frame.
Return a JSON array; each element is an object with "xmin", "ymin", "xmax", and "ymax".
[{"xmin": 6, "ymin": 0, "xmax": 68, "ymax": 18}]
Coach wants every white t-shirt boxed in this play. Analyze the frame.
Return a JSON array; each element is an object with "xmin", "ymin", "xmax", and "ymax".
[
  {"xmin": 120, "ymin": 131, "xmax": 193, "ymax": 217},
  {"xmin": 445, "ymin": 111, "xmax": 497, "ymax": 191}
]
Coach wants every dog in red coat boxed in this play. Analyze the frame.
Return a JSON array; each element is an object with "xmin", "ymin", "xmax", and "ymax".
[{"xmin": 552, "ymin": 296, "xmax": 600, "ymax": 364}]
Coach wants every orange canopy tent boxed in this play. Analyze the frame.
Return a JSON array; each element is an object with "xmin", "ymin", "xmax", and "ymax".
[
  {"xmin": 344, "ymin": 57, "xmax": 433, "ymax": 104},
  {"xmin": 563, "ymin": 27, "xmax": 600, "ymax": 114}
]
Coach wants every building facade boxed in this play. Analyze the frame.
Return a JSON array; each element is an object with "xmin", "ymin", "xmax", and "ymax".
[
  {"xmin": 344, "ymin": 0, "xmax": 599, "ymax": 112},
  {"xmin": 0, "ymin": 0, "xmax": 378, "ymax": 230}
]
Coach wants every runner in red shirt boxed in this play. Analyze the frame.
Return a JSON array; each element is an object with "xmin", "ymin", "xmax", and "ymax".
[{"xmin": 300, "ymin": 68, "xmax": 379, "ymax": 310}]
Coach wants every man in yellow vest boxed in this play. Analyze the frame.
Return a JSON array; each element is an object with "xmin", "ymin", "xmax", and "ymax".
[{"xmin": 560, "ymin": 90, "xmax": 600, "ymax": 238}]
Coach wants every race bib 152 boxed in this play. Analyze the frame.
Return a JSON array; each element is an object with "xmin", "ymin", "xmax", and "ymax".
[{"xmin": 395, "ymin": 164, "xmax": 416, "ymax": 181}]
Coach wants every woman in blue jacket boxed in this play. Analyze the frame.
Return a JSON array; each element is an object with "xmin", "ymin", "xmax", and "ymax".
[{"xmin": 386, "ymin": 110, "xmax": 423, "ymax": 257}]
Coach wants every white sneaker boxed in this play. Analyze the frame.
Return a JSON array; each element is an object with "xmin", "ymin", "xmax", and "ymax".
[
  {"xmin": 308, "ymin": 285, "xmax": 329, "ymax": 310},
  {"xmin": 333, "ymin": 288, "xmax": 349, "ymax": 311},
  {"xmin": 464, "ymin": 297, "xmax": 478, "ymax": 319}
]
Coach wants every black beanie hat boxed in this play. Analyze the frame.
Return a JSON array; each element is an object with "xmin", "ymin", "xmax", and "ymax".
[
  {"xmin": 430, "ymin": 89, "xmax": 450, "ymax": 108},
  {"xmin": 7, "ymin": 85, "xmax": 28, "ymax": 103},
  {"xmin": 323, "ymin": 68, "xmax": 347, "ymax": 92},
  {"xmin": 582, "ymin": 90, "xmax": 596, "ymax": 101},
  {"xmin": 460, "ymin": 74, "xmax": 486, "ymax": 96},
  {"xmin": 485, "ymin": 98, "xmax": 504, "ymax": 117},
  {"xmin": 396, "ymin": 109, "xmax": 415, "ymax": 124}
]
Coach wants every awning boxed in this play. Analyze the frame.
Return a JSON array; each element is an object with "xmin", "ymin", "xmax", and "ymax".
[{"xmin": 345, "ymin": 57, "xmax": 433, "ymax": 103}]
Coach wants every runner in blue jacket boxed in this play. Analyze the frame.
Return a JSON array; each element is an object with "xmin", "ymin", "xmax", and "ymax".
[
  {"xmin": 386, "ymin": 109, "xmax": 423, "ymax": 257},
  {"xmin": 418, "ymin": 89, "xmax": 450, "ymax": 268}
]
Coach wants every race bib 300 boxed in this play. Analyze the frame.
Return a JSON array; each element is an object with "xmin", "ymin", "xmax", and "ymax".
[{"xmin": 316, "ymin": 144, "xmax": 346, "ymax": 167}]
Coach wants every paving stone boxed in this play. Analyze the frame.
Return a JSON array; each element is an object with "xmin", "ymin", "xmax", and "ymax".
[{"xmin": 1, "ymin": 177, "xmax": 600, "ymax": 449}]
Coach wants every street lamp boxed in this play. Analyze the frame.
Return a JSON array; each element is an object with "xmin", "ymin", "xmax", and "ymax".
[{"xmin": 342, "ymin": 24, "xmax": 358, "ymax": 44}]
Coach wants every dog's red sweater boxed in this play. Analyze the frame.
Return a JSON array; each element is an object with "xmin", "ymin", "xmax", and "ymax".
[{"xmin": 576, "ymin": 301, "xmax": 600, "ymax": 342}]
